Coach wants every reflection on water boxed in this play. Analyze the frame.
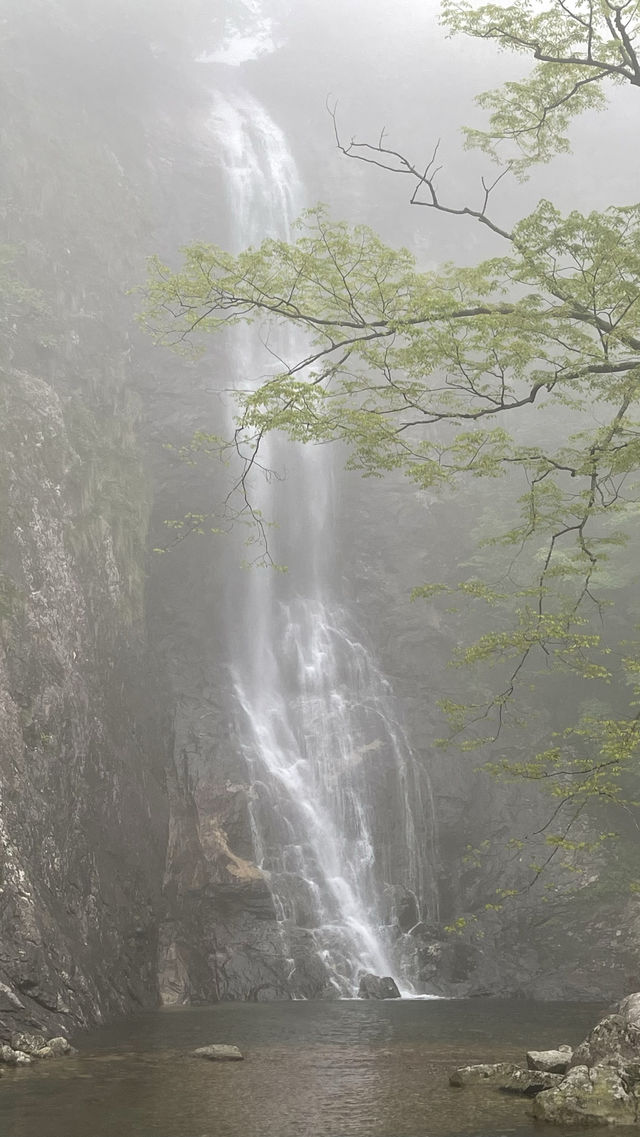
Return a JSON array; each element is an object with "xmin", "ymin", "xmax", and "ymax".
[{"xmin": 0, "ymin": 999, "xmax": 607, "ymax": 1137}]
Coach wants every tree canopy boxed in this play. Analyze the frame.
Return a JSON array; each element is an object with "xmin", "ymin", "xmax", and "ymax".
[{"xmin": 142, "ymin": 0, "xmax": 640, "ymax": 887}]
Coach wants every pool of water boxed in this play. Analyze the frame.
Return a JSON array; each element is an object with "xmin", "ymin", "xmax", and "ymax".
[{"xmin": 0, "ymin": 998, "xmax": 616, "ymax": 1137}]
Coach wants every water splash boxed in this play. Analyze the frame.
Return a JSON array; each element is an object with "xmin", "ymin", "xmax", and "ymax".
[{"xmin": 234, "ymin": 597, "xmax": 437, "ymax": 995}]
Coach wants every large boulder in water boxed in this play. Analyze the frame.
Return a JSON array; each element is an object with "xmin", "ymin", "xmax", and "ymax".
[
  {"xmin": 531, "ymin": 995, "xmax": 640, "ymax": 1126},
  {"xmin": 571, "ymin": 992, "xmax": 640, "ymax": 1068},
  {"xmin": 358, "ymin": 973, "xmax": 401, "ymax": 999}
]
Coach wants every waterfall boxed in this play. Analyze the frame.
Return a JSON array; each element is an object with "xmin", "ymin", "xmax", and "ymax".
[{"xmin": 210, "ymin": 86, "xmax": 438, "ymax": 997}]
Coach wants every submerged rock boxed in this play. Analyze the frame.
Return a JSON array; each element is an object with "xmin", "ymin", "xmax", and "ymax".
[
  {"xmin": 533, "ymin": 1063, "xmax": 638, "ymax": 1127},
  {"xmin": 191, "ymin": 1044, "xmax": 243, "ymax": 1061},
  {"xmin": 358, "ymin": 973, "xmax": 401, "ymax": 1000},
  {"xmin": 526, "ymin": 1045, "xmax": 573, "ymax": 1074}
]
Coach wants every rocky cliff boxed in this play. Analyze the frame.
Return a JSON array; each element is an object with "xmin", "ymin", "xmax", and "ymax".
[{"xmin": 0, "ymin": 2, "xmax": 177, "ymax": 1038}]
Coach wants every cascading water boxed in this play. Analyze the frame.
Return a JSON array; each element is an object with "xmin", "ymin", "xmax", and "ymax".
[{"xmin": 211, "ymin": 85, "xmax": 439, "ymax": 997}]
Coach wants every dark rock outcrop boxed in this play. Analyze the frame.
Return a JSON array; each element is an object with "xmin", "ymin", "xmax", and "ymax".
[
  {"xmin": 358, "ymin": 973, "xmax": 401, "ymax": 1000},
  {"xmin": 0, "ymin": 371, "xmax": 170, "ymax": 1041}
]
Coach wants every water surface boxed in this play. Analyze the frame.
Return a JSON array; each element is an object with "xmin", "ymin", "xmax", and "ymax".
[{"xmin": 0, "ymin": 999, "xmax": 615, "ymax": 1137}]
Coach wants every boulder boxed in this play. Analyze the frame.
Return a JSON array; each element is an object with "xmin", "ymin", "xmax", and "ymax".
[
  {"xmin": 10, "ymin": 1032, "xmax": 46, "ymax": 1056},
  {"xmin": 0, "ymin": 1046, "xmax": 32, "ymax": 1066},
  {"xmin": 499, "ymin": 1066, "xmax": 563, "ymax": 1096},
  {"xmin": 358, "ymin": 973, "xmax": 401, "ymax": 1000},
  {"xmin": 46, "ymin": 1036, "xmax": 75, "ymax": 1057},
  {"xmin": 526, "ymin": 1045, "xmax": 573, "ymax": 1074},
  {"xmin": 533, "ymin": 1063, "xmax": 638, "ymax": 1127},
  {"xmin": 35, "ymin": 1047, "xmax": 54, "ymax": 1059},
  {"xmin": 191, "ymin": 1044, "xmax": 243, "ymax": 1061},
  {"xmin": 572, "ymin": 993, "xmax": 640, "ymax": 1069}
]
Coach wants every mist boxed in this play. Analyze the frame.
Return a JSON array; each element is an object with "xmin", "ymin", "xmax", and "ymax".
[{"xmin": 0, "ymin": 1, "xmax": 639, "ymax": 1133}]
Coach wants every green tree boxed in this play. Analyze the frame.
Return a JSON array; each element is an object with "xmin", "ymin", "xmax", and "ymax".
[{"xmin": 142, "ymin": 0, "xmax": 640, "ymax": 882}]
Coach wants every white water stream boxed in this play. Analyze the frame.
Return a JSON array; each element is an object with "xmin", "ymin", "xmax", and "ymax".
[{"xmin": 211, "ymin": 87, "xmax": 437, "ymax": 997}]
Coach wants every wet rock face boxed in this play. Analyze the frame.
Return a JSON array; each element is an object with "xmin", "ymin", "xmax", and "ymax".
[
  {"xmin": 0, "ymin": 373, "xmax": 170, "ymax": 1041},
  {"xmin": 0, "ymin": 1, "xmax": 215, "ymax": 1039},
  {"xmin": 157, "ymin": 774, "xmax": 298, "ymax": 1003}
]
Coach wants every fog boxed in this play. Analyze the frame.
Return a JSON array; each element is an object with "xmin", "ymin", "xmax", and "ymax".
[{"xmin": 0, "ymin": 3, "xmax": 638, "ymax": 1124}]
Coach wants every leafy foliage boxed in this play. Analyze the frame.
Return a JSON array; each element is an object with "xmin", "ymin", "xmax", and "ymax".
[
  {"xmin": 142, "ymin": 0, "xmax": 640, "ymax": 885},
  {"xmin": 442, "ymin": 0, "xmax": 640, "ymax": 175}
]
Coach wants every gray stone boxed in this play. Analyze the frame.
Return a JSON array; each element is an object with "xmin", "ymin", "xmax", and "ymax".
[
  {"xmin": 449, "ymin": 1062, "xmax": 518, "ymax": 1087},
  {"xmin": 533, "ymin": 1063, "xmax": 639, "ymax": 1127},
  {"xmin": 358, "ymin": 973, "xmax": 401, "ymax": 1000},
  {"xmin": 526, "ymin": 1045, "xmax": 573, "ymax": 1074},
  {"xmin": 572, "ymin": 993, "xmax": 640, "ymax": 1069},
  {"xmin": 499, "ymin": 1067, "xmax": 563, "ymax": 1095},
  {"xmin": 191, "ymin": 1044, "xmax": 243, "ymax": 1061},
  {"xmin": 10, "ymin": 1031, "xmax": 45, "ymax": 1055},
  {"xmin": 46, "ymin": 1036, "xmax": 73, "ymax": 1057},
  {"xmin": 34, "ymin": 1047, "xmax": 54, "ymax": 1059},
  {"xmin": 0, "ymin": 1046, "xmax": 33, "ymax": 1066}
]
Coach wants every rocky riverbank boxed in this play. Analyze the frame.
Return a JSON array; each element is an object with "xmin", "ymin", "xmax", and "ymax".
[
  {"xmin": 0, "ymin": 1032, "xmax": 76, "ymax": 1069},
  {"xmin": 450, "ymin": 992, "xmax": 640, "ymax": 1126}
]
